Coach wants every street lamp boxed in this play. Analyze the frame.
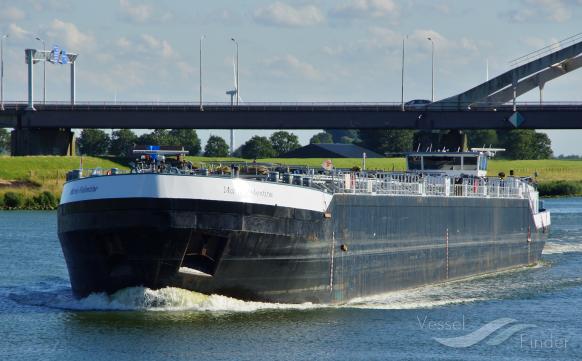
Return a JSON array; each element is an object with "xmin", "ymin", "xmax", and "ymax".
[
  {"xmin": 400, "ymin": 36, "xmax": 407, "ymax": 111},
  {"xmin": 427, "ymin": 37, "xmax": 435, "ymax": 102},
  {"xmin": 231, "ymin": 38, "xmax": 239, "ymax": 106},
  {"xmin": 0, "ymin": 34, "xmax": 7, "ymax": 111},
  {"xmin": 199, "ymin": 35, "xmax": 205, "ymax": 111},
  {"xmin": 35, "ymin": 36, "xmax": 47, "ymax": 104}
]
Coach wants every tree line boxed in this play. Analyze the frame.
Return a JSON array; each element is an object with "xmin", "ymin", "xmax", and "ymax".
[
  {"xmin": 76, "ymin": 129, "xmax": 302, "ymax": 159},
  {"xmin": 309, "ymin": 129, "xmax": 553, "ymax": 160},
  {"xmin": 0, "ymin": 128, "xmax": 10, "ymax": 154},
  {"xmin": 74, "ymin": 127, "xmax": 553, "ymax": 160}
]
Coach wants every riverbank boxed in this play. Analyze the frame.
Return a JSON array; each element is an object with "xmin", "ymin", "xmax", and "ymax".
[{"xmin": 2, "ymin": 155, "xmax": 582, "ymax": 209}]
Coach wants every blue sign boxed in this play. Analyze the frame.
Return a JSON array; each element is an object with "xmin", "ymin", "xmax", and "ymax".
[
  {"xmin": 508, "ymin": 112, "xmax": 525, "ymax": 128},
  {"xmin": 148, "ymin": 145, "xmax": 160, "ymax": 160},
  {"xmin": 59, "ymin": 49, "xmax": 68, "ymax": 64},
  {"xmin": 50, "ymin": 45, "xmax": 60, "ymax": 63}
]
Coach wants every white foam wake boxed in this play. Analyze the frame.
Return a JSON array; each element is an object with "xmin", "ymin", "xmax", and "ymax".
[
  {"xmin": 57, "ymin": 286, "xmax": 321, "ymax": 312},
  {"xmin": 55, "ymin": 284, "xmax": 485, "ymax": 313},
  {"xmin": 345, "ymin": 286, "xmax": 484, "ymax": 310},
  {"xmin": 543, "ymin": 241, "xmax": 582, "ymax": 255}
]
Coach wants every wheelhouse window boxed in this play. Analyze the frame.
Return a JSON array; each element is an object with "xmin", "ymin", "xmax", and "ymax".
[
  {"xmin": 462, "ymin": 156, "xmax": 478, "ymax": 170},
  {"xmin": 422, "ymin": 156, "xmax": 461, "ymax": 171},
  {"xmin": 479, "ymin": 156, "xmax": 487, "ymax": 171},
  {"xmin": 407, "ymin": 156, "xmax": 422, "ymax": 170}
]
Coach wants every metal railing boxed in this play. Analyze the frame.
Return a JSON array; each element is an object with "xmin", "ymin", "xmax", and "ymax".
[
  {"xmin": 2, "ymin": 100, "xmax": 582, "ymax": 112},
  {"xmin": 509, "ymin": 32, "xmax": 582, "ymax": 68},
  {"xmin": 74, "ymin": 165, "xmax": 537, "ymax": 202},
  {"xmin": 331, "ymin": 172, "xmax": 533, "ymax": 200}
]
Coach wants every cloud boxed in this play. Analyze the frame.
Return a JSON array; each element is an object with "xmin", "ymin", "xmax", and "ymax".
[
  {"xmin": 368, "ymin": 26, "xmax": 403, "ymax": 47},
  {"xmin": 521, "ymin": 36, "xmax": 562, "ymax": 52},
  {"xmin": 7, "ymin": 23, "xmax": 30, "ymax": 40},
  {"xmin": 503, "ymin": 0, "xmax": 575, "ymax": 23},
  {"xmin": 119, "ymin": 0, "xmax": 172, "ymax": 23},
  {"xmin": 331, "ymin": 0, "xmax": 399, "ymax": 19},
  {"xmin": 116, "ymin": 37, "xmax": 132, "ymax": 50},
  {"xmin": 322, "ymin": 27, "xmax": 482, "ymax": 71},
  {"xmin": 263, "ymin": 54, "xmax": 322, "ymax": 80},
  {"xmin": 140, "ymin": 34, "xmax": 175, "ymax": 58},
  {"xmin": 0, "ymin": 6, "xmax": 26, "ymax": 21},
  {"xmin": 112, "ymin": 34, "xmax": 193, "ymax": 78},
  {"xmin": 430, "ymin": 2, "xmax": 451, "ymax": 15},
  {"xmin": 47, "ymin": 19, "xmax": 95, "ymax": 51},
  {"xmin": 115, "ymin": 34, "xmax": 177, "ymax": 59},
  {"xmin": 176, "ymin": 61, "xmax": 194, "ymax": 77},
  {"xmin": 253, "ymin": 2, "xmax": 325, "ymax": 27},
  {"xmin": 203, "ymin": 8, "xmax": 244, "ymax": 26}
]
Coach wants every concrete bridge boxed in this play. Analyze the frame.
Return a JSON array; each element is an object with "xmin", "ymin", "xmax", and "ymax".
[
  {"xmin": 1, "ymin": 101, "xmax": 582, "ymax": 130},
  {"xmin": 1, "ymin": 101, "xmax": 582, "ymax": 155},
  {"xmin": 2, "ymin": 33, "xmax": 582, "ymax": 155}
]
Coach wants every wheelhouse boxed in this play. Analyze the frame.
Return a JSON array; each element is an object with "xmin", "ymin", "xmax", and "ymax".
[{"xmin": 406, "ymin": 148, "xmax": 504, "ymax": 177}]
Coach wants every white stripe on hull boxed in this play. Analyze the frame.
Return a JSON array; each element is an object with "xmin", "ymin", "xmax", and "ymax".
[{"xmin": 60, "ymin": 174, "xmax": 333, "ymax": 213}]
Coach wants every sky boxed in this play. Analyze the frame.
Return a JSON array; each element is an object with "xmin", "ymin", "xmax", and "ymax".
[{"xmin": 1, "ymin": 0, "xmax": 582, "ymax": 154}]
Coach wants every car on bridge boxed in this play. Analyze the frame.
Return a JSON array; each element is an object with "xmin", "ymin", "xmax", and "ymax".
[{"xmin": 405, "ymin": 99, "xmax": 431, "ymax": 110}]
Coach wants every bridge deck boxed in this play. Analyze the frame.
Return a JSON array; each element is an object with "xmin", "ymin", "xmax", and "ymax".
[{"xmin": 1, "ymin": 102, "xmax": 582, "ymax": 130}]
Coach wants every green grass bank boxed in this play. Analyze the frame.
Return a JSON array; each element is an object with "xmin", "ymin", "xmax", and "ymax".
[{"xmin": 2, "ymin": 156, "xmax": 582, "ymax": 209}]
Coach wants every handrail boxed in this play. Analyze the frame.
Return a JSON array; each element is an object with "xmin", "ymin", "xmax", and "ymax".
[
  {"xmin": 509, "ymin": 32, "xmax": 582, "ymax": 67},
  {"xmin": 3, "ymin": 101, "xmax": 582, "ymax": 112},
  {"xmin": 76, "ymin": 167, "xmax": 535, "ymax": 201}
]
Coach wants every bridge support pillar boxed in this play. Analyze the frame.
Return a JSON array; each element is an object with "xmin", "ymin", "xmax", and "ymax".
[{"xmin": 11, "ymin": 128, "xmax": 75, "ymax": 156}]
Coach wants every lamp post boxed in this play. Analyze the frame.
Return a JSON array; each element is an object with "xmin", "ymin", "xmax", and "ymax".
[
  {"xmin": 35, "ymin": 36, "xmax": 46, "ymax": 104},
  {"xmin": 0, "ymin": 34, "xmax": 7, "ymax": 111},
  {"xmin": 199, "ymin": 35, "xmax": 204, "ymax": 111},
  {"xmin": 427, "ymin": 37, "xmax": 435, "ymax": 102},
  {"xmin": 400, "ymin": 36, "xmax": 406, "ymax": 111},
  {"xmin": 231, "ymin": 38, "xmax": 239, "ymax": 105}
]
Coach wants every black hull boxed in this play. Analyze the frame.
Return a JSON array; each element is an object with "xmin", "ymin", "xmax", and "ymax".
[{"xmin": 58, "ymin": 196, "xmax": 547, "ymax": 304}]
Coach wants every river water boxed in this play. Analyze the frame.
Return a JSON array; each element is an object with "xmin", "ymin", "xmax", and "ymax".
[{"xmin": 1, "ymin": 198, "xmax": 581, "ymax": 360}]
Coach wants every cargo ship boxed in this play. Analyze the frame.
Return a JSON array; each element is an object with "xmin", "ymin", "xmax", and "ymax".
[{"xmin": 58, "ymin": 147, "xmax": 550, "ymax": 304}]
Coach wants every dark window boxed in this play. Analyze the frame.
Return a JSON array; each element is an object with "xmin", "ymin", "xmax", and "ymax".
[
  {"xmin": 462, "ymin": 156, "xmax": 478, "ymax": 170},
  {"xmin": 423, "ymin": 156, "xmax": 460, "ymax": 170},
  {"xmin": 407, "ymin": 156, "xmax": 422, "ymax": 170}
]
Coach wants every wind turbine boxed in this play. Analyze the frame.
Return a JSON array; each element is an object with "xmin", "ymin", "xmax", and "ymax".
[
  {"xmin": 226, "ymin": 38, "xmax": 241, "ymax": 106},
  {"xmin": 226, "ymin": 38, "xmax": 241, "ymax": 155}
]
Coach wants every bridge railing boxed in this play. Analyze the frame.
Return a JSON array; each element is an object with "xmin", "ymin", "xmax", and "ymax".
[
  {"xmin": 2, "ymin": 100, "xmax": 582, "ymax": 112},
  {"xmin": 509, "ymin": 32, "xmax": 582, "ymax": 68}
]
